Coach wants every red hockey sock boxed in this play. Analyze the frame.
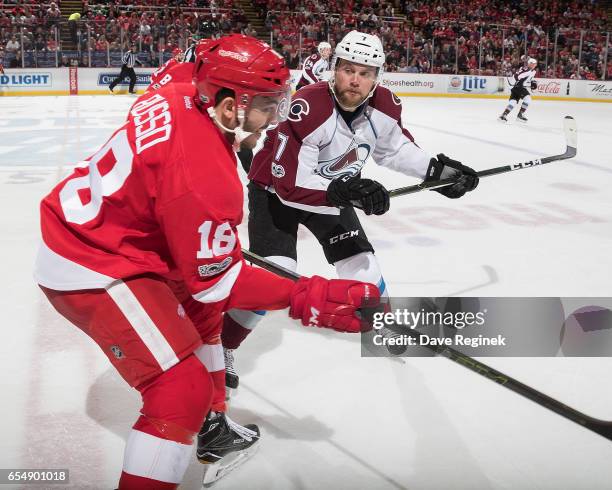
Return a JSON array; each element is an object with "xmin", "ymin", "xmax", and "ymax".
[
  {"xmin": 118, "ymin": 355, "xmax": 212, "ymax": 489},
  {"xmin": 221, "ymin": 312, "xmax": 255, "ymax": 349}
]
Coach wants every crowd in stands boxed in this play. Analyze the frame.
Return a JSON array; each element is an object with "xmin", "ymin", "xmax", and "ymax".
[
  {"xmin": 1, "ymin": 0, "xmax": 610, "ymax": 79},
  {"xmin": 0, "ymin": 2, "xmax": 62, "ymax": 67},
  {"xmin": 78, "ymin": 1, "xmax": 254, "ymax": 54},
  {"xmin": 266, "ymin": 0, "xmax": 611, "ymax": 79},
  {"xmin": 0, "ymin": 0, "xmax": 256, "ymax": 67}
]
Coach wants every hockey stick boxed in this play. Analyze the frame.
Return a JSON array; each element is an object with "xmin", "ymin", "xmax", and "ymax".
[
  {"xmin": 388, "ymin": 116, "xmax": 577, "ymax": 199},
  {"xmin": 242, "ymin": 248, "xmax": 612, "ymax": 443}
]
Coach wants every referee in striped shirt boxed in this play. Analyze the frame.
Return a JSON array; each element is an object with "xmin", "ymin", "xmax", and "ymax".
[{"xmin": 109, "ymin": 46, "xmax": 142, "ymax": 94}]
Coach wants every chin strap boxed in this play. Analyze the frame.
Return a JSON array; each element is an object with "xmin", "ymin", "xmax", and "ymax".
[{"xmin": 206, "ymin": 106, "xmax": 253, "ymax": 145}]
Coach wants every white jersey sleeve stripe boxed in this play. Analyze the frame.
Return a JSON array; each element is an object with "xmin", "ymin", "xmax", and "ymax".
[{"xmin": 192, "ymin": 260, "xmax": 242, "ymax": 303}]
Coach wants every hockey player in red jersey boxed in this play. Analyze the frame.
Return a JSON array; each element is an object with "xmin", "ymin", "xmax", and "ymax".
[
  {"xmin": 221, "ymin": 30, "xmax": 479, "ymax": 393},
  {"xmin": 145, "ymin": 43, "xmax": 206, "ymax": 93},
  {"xmin": 295, "ymin": 41, "xmax": 332, "ymax": 90},
  {"xmin": 144, "ymin": 37, "xmax": 257, "ymax": 174},
  {"xmin": 34, "ymin": 34, "xmax": 378, "ymax": 489}
]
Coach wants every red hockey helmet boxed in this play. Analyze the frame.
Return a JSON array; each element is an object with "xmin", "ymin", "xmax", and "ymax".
[
  {"xmin": 172, "ymin": 47, "xmax": 183, "ymax": 60},
  {"xmin": 193, "ymin": 34, "xmax": 291, "ymax": 126}
]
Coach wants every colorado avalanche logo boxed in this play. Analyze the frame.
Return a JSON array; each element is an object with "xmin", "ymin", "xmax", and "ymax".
[
  {"xmin": 271, "ymin": 161, "xmax": 285, "ymax": 178},
  {"xmin": 277, "ymin": 96, "xmax": 289, "ymax": 121},
  {"xmin": 316, "ymin": 142, "xmax": 371, "ymax": 179},
  {"xmin": 288, "ymin": 98, "xmax": 310, "ymax": 122}
]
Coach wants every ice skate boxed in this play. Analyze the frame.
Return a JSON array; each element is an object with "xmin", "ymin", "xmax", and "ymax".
[
  {"xmin": 517, "ymin": 113, "xmax": 528, "ymax": 122},
  {"xmin": 197, "ymin": 412, "xmax": 260, "ymax": 486}
]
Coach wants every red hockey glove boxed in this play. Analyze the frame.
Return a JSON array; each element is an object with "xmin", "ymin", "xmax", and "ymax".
[{"xmin": 289, "ymin": 276, "xmax": 380, "ymax": 333}]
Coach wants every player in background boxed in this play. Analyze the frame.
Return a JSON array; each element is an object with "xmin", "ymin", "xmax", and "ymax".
[
  {"xmin": 148, "ymin": 48, "xmax": 184, "ymax": 88},
  {"xmin": 220, "ymin": 30, "xmax": 479, "ymax": 393},
  {"xmin": 295, "ymin": 41, "xmax": 332, "ymax": 90},
  {"xmin": 145, "ymin": 43, "xmax": 202, "ymax": 94},
  {"xmin": 499, "ymin": 57, "xmax": 538, "ymax": 122},
  {"xmin": 34, "ymin": 34, "xmax": 378, "ymax": 489}
]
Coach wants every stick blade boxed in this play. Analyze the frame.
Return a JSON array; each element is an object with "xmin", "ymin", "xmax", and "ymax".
[{"xmin": 563, "ymin": 116, "xmax": 577, "ymax": 157}]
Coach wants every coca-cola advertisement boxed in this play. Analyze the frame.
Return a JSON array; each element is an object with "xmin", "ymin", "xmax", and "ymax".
[
  {"xmin": 534, "ymin": 81, "xmax": 560, "ymax": 94},
  {"xmin": 532, "ymin": 79, "xmax": 573, "ymax": 96}
]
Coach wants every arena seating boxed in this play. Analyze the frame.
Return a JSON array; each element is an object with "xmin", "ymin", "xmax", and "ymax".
[{"xmin": 0, "ymin": 0, "xmax": 609, "ymax": 79}]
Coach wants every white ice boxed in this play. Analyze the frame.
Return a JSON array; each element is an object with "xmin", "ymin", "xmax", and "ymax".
[{"xmin": 1, "ymin": 94, "xmax": 611, "ymax": 489}]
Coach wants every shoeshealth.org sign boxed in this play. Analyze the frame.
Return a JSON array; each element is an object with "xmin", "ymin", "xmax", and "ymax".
[{"xmin": 97, "ymin": 72, "xmax": 151, "ymax": 86}]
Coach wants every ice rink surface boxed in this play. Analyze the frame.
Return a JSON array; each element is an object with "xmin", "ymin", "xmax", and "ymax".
[{"xmin": 1, "ymin": 94, "xmax": 611, "ymax": 489}]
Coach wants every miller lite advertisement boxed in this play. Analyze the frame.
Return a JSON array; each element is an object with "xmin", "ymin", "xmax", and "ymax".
[{"xmin": 447, "ymin": 75, "xmax": 504, "ymax": 94}]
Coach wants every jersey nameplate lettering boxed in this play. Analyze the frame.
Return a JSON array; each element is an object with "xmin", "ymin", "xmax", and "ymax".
[{"xmin": 131, "ymin": 94, "xmax": 172, "ymax": 154}]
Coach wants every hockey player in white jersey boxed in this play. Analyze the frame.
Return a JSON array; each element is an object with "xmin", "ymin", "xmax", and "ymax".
[
  {"xmin": 221, "ymin": 30, "xmax": 479, "ymax": 391},
  {"xmin": 295, "ymin": 41, "xmax": 332, "ymax": 90},
  {"xmin": 499, "ymin": 57, "xmax": 538, "ymax": 122}
]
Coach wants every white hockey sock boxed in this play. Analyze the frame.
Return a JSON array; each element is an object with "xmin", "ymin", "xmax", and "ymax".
[{"xmin": 334, "ymin": 252, "xmax": 388, "ymax": 297}]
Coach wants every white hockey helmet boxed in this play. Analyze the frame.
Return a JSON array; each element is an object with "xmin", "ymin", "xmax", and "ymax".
[
  {"xmin": 317, "ymin": 41, "xmax": 332, "ymax": 55},
  {"xmin": 329, "ymin": 30, "xmax": 385, "ymax": 108},
  {"xmin": 528, "ymin": 57, "xmax": 537, "ymax": 66},
  {"xmin": 332, "ymin": 30, "xmax": 385, "ymax": 69}
]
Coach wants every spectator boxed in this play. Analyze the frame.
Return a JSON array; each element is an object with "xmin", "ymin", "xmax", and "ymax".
[
  {"xmin": 6, "ymin": 36, "xmax": 20, "ymax": 54},
  {"xmin": 68, "ymin": 12, "xmax": 82, "ymax": 45},
  {"xmin": 243, "ymin": 23, "xmax": 257, "ymax": 38},
  {"xmin": 9, "ymin": 51, "xmax": 21, "ymax": 68}
]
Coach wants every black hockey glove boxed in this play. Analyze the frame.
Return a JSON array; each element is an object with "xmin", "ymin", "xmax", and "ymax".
[
  {"xmin": 530, "ymin": 80, "xmax": 537, "ymax": 90},
  {"xmin": 327, "ymin": 175, "xmax": 390, "ymax": 216},
  {"xmin": 426, "ymin": 153, "xmax": 479, "ymax": 199}
]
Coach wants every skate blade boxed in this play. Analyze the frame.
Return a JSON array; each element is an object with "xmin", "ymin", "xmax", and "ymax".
[{"xmin": 201, "ymin": 441, "xmax": 260, "ymax": 487}]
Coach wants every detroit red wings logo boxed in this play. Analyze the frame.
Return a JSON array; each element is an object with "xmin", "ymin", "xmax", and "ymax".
[{"xmin": 316, "ymin": 142, "xmax": 371, "ymax": 179}]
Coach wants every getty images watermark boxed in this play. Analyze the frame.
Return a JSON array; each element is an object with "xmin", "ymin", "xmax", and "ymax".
[
  {"xmin": 361, "ymin": 297, "xmax": 612, "ymax": 357},
  {"xmin": 370, "ymin": 306, "xmax": 501, "ymax": 348}
]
